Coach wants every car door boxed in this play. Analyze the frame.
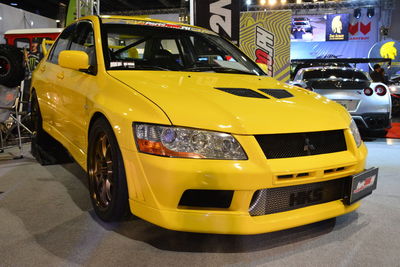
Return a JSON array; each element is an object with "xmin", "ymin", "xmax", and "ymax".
[
  {"xmin": 35, "ymin": 24, "xmax": 76, "ymax": 128},
  {"xmin": 52, "ymin": 21, "xmax": 98, "ymax": 152}
]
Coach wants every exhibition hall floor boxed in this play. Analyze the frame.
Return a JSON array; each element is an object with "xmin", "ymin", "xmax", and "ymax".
[{"xmin": 0, "ymin": 140, "xmax": 399, "ymax": 266}]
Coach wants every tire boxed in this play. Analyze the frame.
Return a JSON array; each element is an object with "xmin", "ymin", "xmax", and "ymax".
[
  {"xmin": 31, "ymin": 91, "xmax": 72, "ymax": 165},
  {"xmin": 87, "ymin": 117, "xmax": 130, "ymax": 222},
  {"xmin": 0, "ymin": 45, "xmax": 25, "ymax": 87}
]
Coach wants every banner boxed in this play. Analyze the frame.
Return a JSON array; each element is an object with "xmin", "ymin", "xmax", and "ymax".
[
  {"xmin": 326, "ymin": 14, "xmax": 350, "ymax": 41},
  {"xmin": 194, "ymin": 0, "xmax": 240, "ymax": 44},
  {"xmin": 240, "ymin": 10, "xmax": 291, "ymax": 81}
]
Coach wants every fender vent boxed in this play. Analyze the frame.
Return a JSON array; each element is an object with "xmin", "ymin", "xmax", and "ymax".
[
  {"xmin": 259, "ymin": 89, "xmax": 293, "ymax": 99},
  {"xmin": 215, "ymin": 88, "xmax": 269, "ymax": 98}
]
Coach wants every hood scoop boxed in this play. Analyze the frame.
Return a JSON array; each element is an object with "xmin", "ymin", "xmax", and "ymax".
[
  {"xmin": 259, "ymin": 89, "xmax": 293, "ymax": 99},
  {"xmin": 215, "ymin": 87, "xmax": 269, "ymax": 99}
]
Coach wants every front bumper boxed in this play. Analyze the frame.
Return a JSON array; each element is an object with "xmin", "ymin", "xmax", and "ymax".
[{"xmin": 121, "ymin": 130, "xmax": 367, "ymax": 235}]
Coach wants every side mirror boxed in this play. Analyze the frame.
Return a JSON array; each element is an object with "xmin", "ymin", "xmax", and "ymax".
[{"xmin": 59, "ymin": 50, "xmax": 89, "ymax": 71}]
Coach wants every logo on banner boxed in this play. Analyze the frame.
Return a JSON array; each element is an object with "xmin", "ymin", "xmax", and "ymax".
[
  {"xmin": 194, "ymin": 0, "xmax": 240, "ymax": 44},
  {"xmin": 380, "ymin": 41, "xmax": 397, "ymax": 59},
  {"xmin": 210, "ymin": 0, "xmax": 232, "ymax": 38},
  {"xmin": 326, "ymin": 14, "xmax": 349, "ymax": 41},
  {"xmin": 331, "ymin": 16, "xmax": 343, "ymax": 33},
  {"xmin": 349, "ymin": 22, "xmax": 371, "ymax": 40},
  {"xmin": 255, "ymin": 26, "xmax": 274, "ymax": 76}
]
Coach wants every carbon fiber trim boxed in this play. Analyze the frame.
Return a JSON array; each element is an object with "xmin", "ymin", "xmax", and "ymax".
[
  {"xmin": 255, "ymin": 130, "xmax": 347, "ymax": 159},
  {"xmin": 249, "ymin": 178, "xmax": 347, "ymax": 216},
  {"xmin": 259, "ymin": 89, "xmax": 293, "ymax": 99},
  {"xmin": 215, "ymin": 88, "xmax": 269, "ymax": 98}
]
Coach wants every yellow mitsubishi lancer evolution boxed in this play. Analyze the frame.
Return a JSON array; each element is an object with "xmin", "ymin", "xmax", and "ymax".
[{"xmin": 31, "ymin": 15, "xmax": 378, "ymax": 234}]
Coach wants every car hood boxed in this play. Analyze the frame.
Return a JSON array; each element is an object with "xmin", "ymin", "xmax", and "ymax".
[{"xmin": 109, "ymin": 71, "xmax": 350, "ymax": 134}]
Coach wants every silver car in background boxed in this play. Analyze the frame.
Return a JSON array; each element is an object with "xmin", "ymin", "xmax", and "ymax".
[{"xmin": 292, "ymin": 66, "xmax": 392, "ymax": 136}]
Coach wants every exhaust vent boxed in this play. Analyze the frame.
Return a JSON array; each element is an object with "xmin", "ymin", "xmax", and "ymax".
[
  {"xmin": 215, "ymin": 88, "xmax": 269, "ymax": 99},
  {"xmin": 259, "ymin": 89, "xmax": 293, "ymax": 99}
]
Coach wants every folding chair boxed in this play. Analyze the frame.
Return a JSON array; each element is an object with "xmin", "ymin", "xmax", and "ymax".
[{"xmin": 0, "ymin": 84, "xmax": 32, "ymax": 159}]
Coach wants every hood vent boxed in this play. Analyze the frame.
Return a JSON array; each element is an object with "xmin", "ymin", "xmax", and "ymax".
[
  {"xmin": 215, "ymin": 88, "xmax": 269, "ymax": 99},
  {"xmin": 259, "ymin": 89, "xmax": 293, "ymax": 99}
]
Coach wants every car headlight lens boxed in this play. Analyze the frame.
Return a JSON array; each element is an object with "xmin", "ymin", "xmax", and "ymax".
[
  {"xmin": 133, "ymin": 123, "xmax": 247, "ymax": 160},
  {"xmin": 350, "ymin": 119, "xmax": 362, "ymax": 147}
]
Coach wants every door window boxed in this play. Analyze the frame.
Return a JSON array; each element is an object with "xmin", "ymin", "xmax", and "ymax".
[
  {"xmin": 48, "ymin": 23, "xmax": 76, "ymax": 64},
  {"xmin": 70, "ymin": 21, "xmax": 96, "ymax": 66}
]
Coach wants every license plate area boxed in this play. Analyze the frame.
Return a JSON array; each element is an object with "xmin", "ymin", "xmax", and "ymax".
[
  {"xmin": 344, "ymin": 167, "xmax": 378, "ymax": 205},
  {"xmin": 335, "ymin": 100, "xmax": 360, "ymax": 112}
]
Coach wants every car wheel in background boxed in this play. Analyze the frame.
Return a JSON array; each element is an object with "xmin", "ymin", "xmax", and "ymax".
[
  {"xmin": 87, "ymin": 118, "xmax": 130, "ymax": 222},
  {"xmin": 0, "ymin": 45, "xmax": 25, "ymax": 87}
]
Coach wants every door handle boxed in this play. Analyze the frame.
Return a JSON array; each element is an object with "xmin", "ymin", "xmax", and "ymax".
[{"xmin": 57, "ymin": 72, "xmax": 64, "ymax": 79}]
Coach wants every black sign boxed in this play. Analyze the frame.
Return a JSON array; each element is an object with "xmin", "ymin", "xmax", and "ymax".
[
  {"xmin": 194, "ymin": 0, "xmax": 240, "ymax": 44},
  {"xmin": 345, "ymin": 167, "xmax": 378, "ymax": 205}
]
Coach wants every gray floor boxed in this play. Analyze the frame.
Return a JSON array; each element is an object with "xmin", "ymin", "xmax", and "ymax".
[{"xmin": 0, "ymin": 140, "xmax": 399, "ymax": 267}]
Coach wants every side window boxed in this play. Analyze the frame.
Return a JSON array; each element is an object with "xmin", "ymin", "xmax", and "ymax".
[
  {"xmin": 14, "ymin": 38, "xmax": 30, "ymax": 49},
  {"xmin": 70, "ymin": 21, "xmax": 96, "ymax": 66},
  {"xmin": 48, "ymin": 23, "xmax": 76, "ymax": 64}
]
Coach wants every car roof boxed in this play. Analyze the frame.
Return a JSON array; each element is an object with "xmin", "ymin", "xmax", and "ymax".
[{"xmin": 97, "ymin": 15, "xmax": 213, "ymax": 34}]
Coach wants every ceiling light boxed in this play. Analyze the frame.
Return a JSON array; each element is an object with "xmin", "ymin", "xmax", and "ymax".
[
  {"xmin": 260, "ymin": 0, "xmax": 266, "ymax": 5},
  {"xmin": 281, "ymin": 0, "xmax": 287, "ymax": 3},
  {"xmin": 367, "ymin": 8, "xmax": 375, "ymax": 18},
  {"xmin": 246, "ymin": 0, "xmax": 251, "ymax": 5},
  {"xmin": 269, "ymin": 0, "xmax": 276, "ymax": 5},
  {"xmin": 354, "ymin": 8, "xmax": 361, "ymax": 19},
  {"xmin": 296, "ymin": 0, "xmax": 302, "ymax": 3}
]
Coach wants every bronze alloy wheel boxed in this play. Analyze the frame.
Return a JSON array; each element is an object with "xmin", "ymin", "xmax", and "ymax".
[
  {"xmin": 87, "ymin": 118, "xmax": 129, "ymax": 221},
  {"xmin": 89, "ymin": 132, "xmax": 114, "ymax": 210}
]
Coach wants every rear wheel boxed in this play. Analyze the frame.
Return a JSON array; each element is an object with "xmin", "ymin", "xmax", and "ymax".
[{"xmin": 87, "ymin": 118, "xmax": 130, "ymax": 221}]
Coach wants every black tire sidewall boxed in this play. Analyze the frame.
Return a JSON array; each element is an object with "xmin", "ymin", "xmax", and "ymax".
[{"xmin": 88, "ymin": 118, "xmax": 129, "ymax": 221}]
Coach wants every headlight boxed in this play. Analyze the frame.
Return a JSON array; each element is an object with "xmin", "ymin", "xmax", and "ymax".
[
  {"xmin": 133, "ymin": 123, "xmax": 247, "ymax": 160},
  {"xmin": 350, "ymin": 119, "xmax": 362, "ymax": 147}
]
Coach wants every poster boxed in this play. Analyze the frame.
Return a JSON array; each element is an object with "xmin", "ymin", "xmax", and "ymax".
[
  {"xmin": 325, "ymin": 14, "xmax": 350, "ymax": 41},
  {"xmin": 240, "ymin": 10, "xmax": 291, "ymax": 81},
  {"xmin": 291, "ymin": 15, "xmax": 326, "ymax": 42}
]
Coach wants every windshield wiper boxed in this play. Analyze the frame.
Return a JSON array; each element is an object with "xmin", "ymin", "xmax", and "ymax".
[{"xmin": 183, "ymin": 66, "xmax": 255, "ymax": 75}]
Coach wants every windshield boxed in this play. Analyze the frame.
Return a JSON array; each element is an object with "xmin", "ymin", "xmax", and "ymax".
[
  {"xmin": 101, "ymin": 20, "xmax": 265, "ymax": 76},
  {"xmin": 303, "ymin": 69, "xmax": 368, "ymax": 80}
]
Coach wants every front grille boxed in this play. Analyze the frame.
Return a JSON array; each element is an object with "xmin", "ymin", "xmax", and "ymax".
[
  {"xmin": 249, "ymin": 178, "xmax": 347, "ymax": 216},
  {"xmin": 215, "ymin": 88, "xmax": 269, "ymax": 98},
  {"xmin": 255, "ymin": 130, "xmax": 347, "ymax": 159}
]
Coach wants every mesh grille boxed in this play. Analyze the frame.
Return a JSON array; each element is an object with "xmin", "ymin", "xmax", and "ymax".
[
  {"xmin": 215, "ymin": 88, "xmax": 269, "ymax": 98},
  {"xmin": 259, "ymin": 89, "xmax": 293, "ymax": 99},
  {"xmin": 249, "ymin": 178, "xmax": 347, "ymax": 216},
  {"xmin": 255, "ymin": 130, "xmax": 347, "ymax": 159}
]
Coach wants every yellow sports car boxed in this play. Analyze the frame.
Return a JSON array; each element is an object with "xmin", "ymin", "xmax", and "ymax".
[{"xmin": 31, "ymin": 15, "xmax": 378, "ymax": 234}]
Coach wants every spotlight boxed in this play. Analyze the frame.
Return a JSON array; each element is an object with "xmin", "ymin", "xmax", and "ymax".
[
  {"xmin": 354, "ymin": 8, "xmax": 361, "ymax": 19},
  {"xmin": 246, "ymin": 0, "xmax": 251, "ymax": 5},
  {"xmin": 269, "ymin": 0, "xmax": 277, "ymax": 5},
  {"xmin": 260, "ymin": 0, "xmax": 266, "ymax": 5},
  {"xmin": 296, "ymin": 0, "xmax": 302, "ymax": 4},
  {"xmin": 367, "ymin": 8, "xmax": 375, "ymax": 18},
  {"xmin": 281, "ymin": 0, "xmax": 286, "ymax": 4}
]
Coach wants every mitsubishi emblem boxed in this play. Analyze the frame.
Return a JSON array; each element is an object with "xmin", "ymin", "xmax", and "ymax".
[{"xmin": 303, "ymin": 138, "xmax": 316, "ymax": 155}]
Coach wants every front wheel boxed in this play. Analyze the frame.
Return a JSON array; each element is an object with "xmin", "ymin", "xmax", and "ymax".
[{"xmin": 87, "ymin": 118, "xmax": 130, "ymax": 221}]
